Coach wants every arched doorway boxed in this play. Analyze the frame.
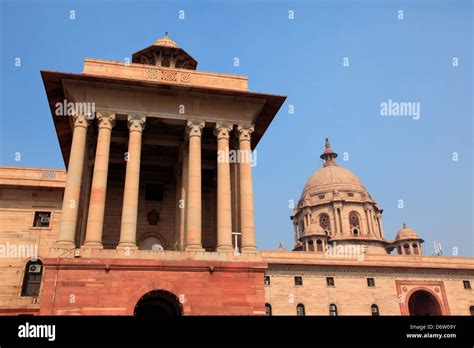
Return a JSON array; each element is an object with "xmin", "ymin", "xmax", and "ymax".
[
  {"xmin": 134, "ymin": 290, "xmax": 183, "ymax": 317},
  {"xmin": 408, "ymin": 290, "xmax": 442, "ymax": 316}
]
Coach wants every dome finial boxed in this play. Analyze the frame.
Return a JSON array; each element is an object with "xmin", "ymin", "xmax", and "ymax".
[
  {"xmin": 320, "ymin": 138, "xmax": 338, "ymax": 166},
  {"xmin": 153, "ymin": 33, "xmax": 179, "ymax": 48}
]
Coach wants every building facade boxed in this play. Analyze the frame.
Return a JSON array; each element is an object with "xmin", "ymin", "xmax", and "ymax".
[{"xmin": 0, "ymin": 35, "xmax": 473, "ymax": 316}]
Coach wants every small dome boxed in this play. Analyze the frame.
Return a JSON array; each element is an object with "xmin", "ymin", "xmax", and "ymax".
[
  {"xmin": 153, "ymin": 33, "xmax": 179, "ymax": 48},
  {"xmin": 275, "ymin": 243, "xmax": 288, "ymax": 252},
  {"xmin": 396, "ymin": 223, "xmax": 419, "ymax": 240}
]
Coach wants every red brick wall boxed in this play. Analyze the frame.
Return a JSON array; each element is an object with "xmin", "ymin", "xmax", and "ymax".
[{"xmin": 39, "ymin": 258, "xmax": 267, "ymax": 315}]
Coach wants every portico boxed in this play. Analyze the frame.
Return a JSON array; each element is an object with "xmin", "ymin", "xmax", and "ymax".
[{"xmin": 42, "ymin": 34, "xmax": 286, "ymax": 252}]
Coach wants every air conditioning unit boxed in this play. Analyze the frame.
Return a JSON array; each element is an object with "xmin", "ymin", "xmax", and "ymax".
[
  {"xmin": 40, "ymin": 215, "xmax": 50, "ymax": 224},
  {"xmin": 151, "ymin": 244, "xmax": 164, "ymax": 252},
  {"xmin": 28, "ymin": 264, "xmax": 42, "ymax": 273}
]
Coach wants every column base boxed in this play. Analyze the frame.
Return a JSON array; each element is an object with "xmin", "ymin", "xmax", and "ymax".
[
  {"xmin": 185, "ymin": 244, "xmax": 205, "ymax": 252},
  {"xmin": 116, "ymin": 242, "xmax": 138, "ymax": 250},
  {"xmin": 241, "ymin": 246, "xmax": 257, "ymax": 252},
  {"xmin": 216, "ymin": 245, "xmax": 233, "ymax": 252},
  {"xmin": 82, "ymin": 241, "xmax": 104, "ymax": 249},
  {"xmin": 55, "ymin": 241, "xmax": 76, "ymax": 249}
]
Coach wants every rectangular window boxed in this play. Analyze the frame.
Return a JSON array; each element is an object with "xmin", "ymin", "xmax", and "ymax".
[
  {"xmin": 33, "ymin": 212, "xmax": 51, "ymax": 228},
  {"xmin": 145, "ymin": 183, "xmax": 164, "ymax": 202},
  {"xmin": 367, "ymin": 278, "xmax": 375, "ymax": 287},
  {"xmin": 463, "ymin": 280, "xmax": 471, "ymax": 289},
  {"xmin": 264, "ymin": 276, "xmax": 270, "ymax": 286},
  {"xmin": 347, "ymin": 192, "xmax": 354, "ymax": 197},
  {"xmin": 295, "ymin": 276, "xmax": 303, "ymax": 286},
  {"xmin": 326, "ymin": 277, "xmax": 335, "ymax": 287}
]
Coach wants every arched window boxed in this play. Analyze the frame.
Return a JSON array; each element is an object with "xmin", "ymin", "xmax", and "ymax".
[
  {"xmin": 308, "ymin": 240, "xmax": 314, "ymax": 252},
  {"xmin": 349, "ymin": 211, "xmax": 361, "ymax": 235},
  {"xmin": 371, "ymin": 304, "xmax": 380, "ymax": 316},
  {"xmin": 265, "ymin": 303, "xmax": 272, "ymax": 316},
  {"xmin": 316, "ymin": 239, "xmax": 323, "ymax": 252},
  {"xmin": 21, "ymin": 259, "xmax": 43, "ymax": 297},
  {"xmin": 329, "ymin": 303, "xmax": 338, "ymax": 316},
  {"xmin": 319, "ymin": 213, "xmax": 331, "ymax": 235},
  {"xmin": 412, "ymin": 243, "xmax": 419, "ymax": 255},
  {"xmin": 403, "ymin": 243, "xmax": 410, "ymax": 255},
  {"xmin": 297, "ymin": 304, "xmax": 305, "ymax": 316}
]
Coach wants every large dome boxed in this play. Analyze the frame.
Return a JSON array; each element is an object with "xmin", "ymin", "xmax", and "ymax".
[
  {"xmin": 301, "ymin": 139, "xmax": 368, "ymax": 197},
  {"xmin": 303, "ymin": 164, "xmax": 365, "ymax": 193}
]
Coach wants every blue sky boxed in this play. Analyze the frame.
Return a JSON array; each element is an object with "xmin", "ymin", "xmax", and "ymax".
[{"xmin": 1, "ymin": 0, "xmax": 472, "ymax": 256}]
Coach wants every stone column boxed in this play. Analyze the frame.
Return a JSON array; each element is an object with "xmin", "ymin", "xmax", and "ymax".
[
  {"xmin": 238, "ymin": 125, "xmax": 256, "ymax": 252},
  {"xmin": 174, "ymin": 166, "xmax": 182, "ymax": 250},
  {"xmin": 363, "ymin": 208, "xmax": 371, "ymax": 236},
  {"xmin": 230, "ymin": 136, "xmax": 241, "ymax": 235},
  {"xmin": 118, "ymin": 115, "xmax": 146, "ymax": 249},
  {"xmin": 185, "ymin": 121, "xmax": 205, "ymax": 251},
  {"xmin": 84, "ymin": 112, "xmax": 115, "ymax": 248},
  {"xmin": 332, "ymin": 206, "xmax": 339, "ymax": 235},
  {"xmin": 376, "ymin": 213, "xmax": 385, "ymax": 238},
  {"xmin": 293, "ymin": 223, "xmax": 298, "ymax": 244},
  {"xmin": 180, "ymin": 146, "xmax": 189, "ymax": 250},
  {"xmin": 369, "ymin": 209, "xmax": 376, "ymax": 236},
  {"xmin": 57, "ymin": 114, "xmax": 90, "ymax": 248},
  {"xmin": 215, "ymin": 124, "xmax": 233, "ymax": 251}
]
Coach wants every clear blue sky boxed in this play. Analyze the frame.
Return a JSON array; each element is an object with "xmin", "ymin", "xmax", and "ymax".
[{"xmin": 1, "ymin": 0, "xmax": 472, "ymax": 256}]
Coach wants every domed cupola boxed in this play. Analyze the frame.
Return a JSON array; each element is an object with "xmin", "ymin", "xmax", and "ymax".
[
  {"xmin": 132, "ymin": 33, "xmax": 198, "ymax": 70},
  {"xmin": 388, "ymin": 223, "xmax": 424, "ymax": 256},
  {"xmin": 292, "ymin": 139, "xmax": 389, "ymax": 255},
  {"xmin": 301, "ymin": 139, "xmax": 369, "ymax": 200}
]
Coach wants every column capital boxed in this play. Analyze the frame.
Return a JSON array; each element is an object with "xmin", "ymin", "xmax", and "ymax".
[
  {"xmin": 186, "ymin": 120, "xmax": 205, "ymax": 137},
  {"xmin": 72, "ymin": 114, "xmax": 91, "ymax": 129},
  {"xmin": 96, "ymin": 112, "xmax": 116, "ymax": 130},
  {"xmin": 214, "ymin": 123, "xmax": 233, "ymax": 140},
  {"xmin": 237, "ymin": 124, "xmax": 254, "ymax": 141},
  {"xmin": 127, "ymin": 114, "xmax": 146, "ymax": 132}
]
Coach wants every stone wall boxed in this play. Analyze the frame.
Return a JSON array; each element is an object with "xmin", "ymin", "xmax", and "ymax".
[
  {"xmin": 39, "ymin": 257, "xmax": 266, "ymax": 315},
  {"xmin": 264, "ymin": 263, "xmax": 474, "ymax": 315}
]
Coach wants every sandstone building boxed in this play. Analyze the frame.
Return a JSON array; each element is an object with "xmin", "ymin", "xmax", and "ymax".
[{"xmin": 0, "ymin": 35, "xmax": 472, "ymax": 316}]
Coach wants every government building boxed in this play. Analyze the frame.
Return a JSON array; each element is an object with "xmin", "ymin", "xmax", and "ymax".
[{"xmin": 0, "ymin": 35, "xmax": 473, "ymax": 316}]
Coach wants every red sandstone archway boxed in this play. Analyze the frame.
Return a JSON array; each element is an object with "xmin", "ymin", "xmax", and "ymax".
[
  {"xmin": 134, "ymin": 290, "xmax": 183, "ymax": 317},
  {"xmin": 408, "ymin": 290, "xmax": 442, "ymax": 316}
]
